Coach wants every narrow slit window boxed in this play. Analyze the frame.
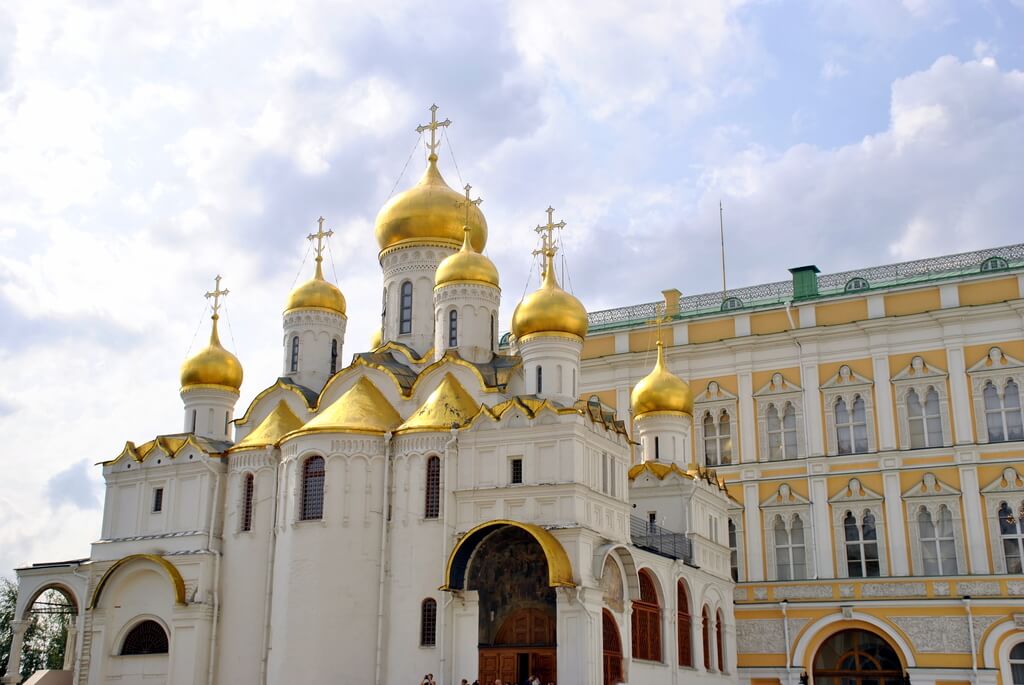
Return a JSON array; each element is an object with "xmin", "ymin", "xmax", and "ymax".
[
  {"xmin": 241, "ymin": 473, "xmax": 255, "ymax": 532},
  {"xmin": 424, "ymin": 456, "xmax": 440, "ymax": 519},
  {"xmin": 399, "ymin": 281, "xmax": 413, "ymax": 334},
  {"xmin": 289, "ymin": 336, "xmax": 300, "ymax": 373},
  {"xmin": 448, "ymin": 309, "xmax": 458, "ymax": 347},
  {"xmin": 300, "ymin": 456, "xmax": 325, "ymax": 521},
  {"xmin": 511, "ymin": 457, "xmax": 523, "ymax": 485},
  {"xmin": 330, "ymin": 339, "xmax": 338, "ymax": 374},
  {"xmin": 420, "ymin": 598, "xmax": 437, "ymax": 646},
  {"xmin": 152, "ymin": 487, "xmax": 164, "ymax": 513}
]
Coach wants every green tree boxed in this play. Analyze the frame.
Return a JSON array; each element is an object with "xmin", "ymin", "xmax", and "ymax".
[{"xmin": 0, "ymin": 578, "xmax": 72, "ymax": 680}]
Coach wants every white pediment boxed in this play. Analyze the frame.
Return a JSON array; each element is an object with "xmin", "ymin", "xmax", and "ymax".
[
  {"xmin": 982, "ymin": 467, "xmax": 1024, "ymax": 494},
  {"xmin": 761, "ymin": 482, "xmax": 811, "ymax": 507},
  {"xmin": 820, "ymin": 364, "xmax": 872, "ymax": 390},
  {"xmin": 829, "ymin": 477, "xmax": 883, "ymax": 503},
  {"xmin": 902, "ymin": 471, "xmax": 961, "ymax": 499},
  {"xmin": 891, "ymin": 355, "xmax": 948, "ymax": 382},
  {"xmin": 967, "ymin": 346, "xmax": 1024, "ymax": 374},
  {"xmin": 755, "ymin": 372, "xmax": 803, "ymax": 397},
  {"xmin": 694, "ymin": 380, "xmax": 738, "ymax": 403}
]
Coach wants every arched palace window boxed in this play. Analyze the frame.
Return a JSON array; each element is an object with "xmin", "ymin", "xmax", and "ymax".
[
  {"xmin": 120, "ymin": 620, "xmax": 169, "ymax": 656},
  {"xmin": 631, "ymin": 570, "xmax": 661, "ymax": 662},
  {"xmin": 300, "ymin": 456, "xmax": 325, "ymax": 521},
  {"xmin": 676, "ymin": 581, "xmax": 693, "ymax": 667},
  {"xmin": 703, "ymin": 409, "xmax": 732, "ymax": 466}
]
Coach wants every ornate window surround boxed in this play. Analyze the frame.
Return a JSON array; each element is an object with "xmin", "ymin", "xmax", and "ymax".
[
  {"xmin": 694, "ymin": 381, "xmax": 739, "ymax": 467},
  {"xmin": 754, "ymin": 373, "xmax": 806, "ymax": 461},
  {"xmin": 967, "ymin": 346, "xmax": 1024, "ymax": 444},
  {"xmin": 761, "ymin": 483, "xmax": 815, "ymax": 581},
  {"xmin": 981, "ymin": 466, "xmax": 1024, "ymax": 574},
  {"xmin": 902, "ymin": 472, "xmax": 967, "ymax": 576},
  {"xmin": 828, "ymin": 478, "xmax": 887, "ymax": 578},
  {"xmin": 727, "ymin": 498, "xmax": 746, "ymax": 583},
  {"xmin": 892, "ymin": 356, "xmax": 952, "ymax": 450},
  {"xmin": 821, "ymin": 365, "xmax": 877, "ymax": 456}
]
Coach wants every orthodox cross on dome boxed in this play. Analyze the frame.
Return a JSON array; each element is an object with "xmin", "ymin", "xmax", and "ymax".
[
  {"xmin": 205, "ymin": 275, "xmax": 229, "ymax": 318},
  {"xmin": 533, "ymin": 206, "xmax": 566, "ymax": 259},
  {"xmin": 307, "ymin": 216, "xmax": 334, "ymax": 264},
  {"xmin": 415, "ymin": 104, "xmax": 451, "ymax": 158},
  {"xmin": 455, "ymin": 183, "xmax": 483, "ymax": 228}
]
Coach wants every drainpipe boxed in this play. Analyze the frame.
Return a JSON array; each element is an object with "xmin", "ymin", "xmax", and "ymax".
[
  {"xmin": 259, "ymin": 457, "xmax": 284, "ymax": 685},
  {"xmin": 784, "ymin": 302, "xmax": 819, "ymax": 579},
  {"xmin": 963, "ymin": 596, "xmax": 977, "ymax": 682},
  {"xmin": 780, "ymin": 599, "xmax": 792, "ymax": 683},
  {"xmin": 198, "ymin": 459, "xmax": 223, "ymax": 685},
  {"xmin": 438, "ymin": 428, "xmax": 459, "ymax": 685},
  {"xmin": 374, "ymin": 432, "xmax": 395, "ymax": 685}
]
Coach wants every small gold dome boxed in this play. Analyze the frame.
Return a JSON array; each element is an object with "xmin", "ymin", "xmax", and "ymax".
[
  {"xmin": 435, "ymin": 227, "xmax": 499, "ymax": 288},
  {"xmin": 181, "ymin": 315, "xmax": 244, "ymax": 391},
  {"xmin": 375, "ymin": 155, "xmax": 487, "ymax": 252},
  {"xmin": 511, "ymin": 253, "xmax": 588, "ymax": 340},
  {"xmin": 630, "ymin": 341, "xmax": 692, "ymax": 417},
  {"xmin": 370, "ymin": 327, "xmax": 383, "ymax": 349},
  {"xmin": 285, "ymin": 260, "xmax": 346, "ymax": 315}
]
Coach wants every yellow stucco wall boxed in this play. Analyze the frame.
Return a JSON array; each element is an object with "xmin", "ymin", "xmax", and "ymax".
[
  {"xmin": 884, "ymin": 288, "xmax": 941, "ymax": 317},
  {"xmin": 750, "ymin": 311, "xmax": 794, "ymax": 336},
  {"xmin": 630, "ymin": 327, "xmax": 672, "ymax": 353},
  {"xmin": 690, "ymin": 318, "xmax": 736, "ymax": 344},
  {"xmin": 958, "ymin": 276, "xmax": 1020, "ymax": 306},
  {"xmin": 816, "ymin": 299, "xmax": 868, "ymax": 326},
  {"xmin": 581, "ymin": 335, "xmax": 615, "ymax": 359}
]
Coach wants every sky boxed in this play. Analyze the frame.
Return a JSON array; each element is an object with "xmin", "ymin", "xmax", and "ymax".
[{"xmin": 1, "ymin": 0, "xmax": 1023, "ymax": 578}]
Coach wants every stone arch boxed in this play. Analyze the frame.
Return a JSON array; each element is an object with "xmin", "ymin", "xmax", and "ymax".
[
  {"xmin": 19, "ymin": 581, "xmax": 81, "ymax": 621},
  {"xmin": 792, "ymin": 613, "xmax": 915, "ymax": 670},
  {"xmin": 980, "ymin": 616, "xmax": 1024, "ymax": 671},
  {"xmin": 593, "ymin": 543, "xmax": 640, "ymax": 601},
  {"xmin": 442, "ymin": 519, "xmax": 574, "ymax": 590},
  {"xmin": 89, "ymin": 554, "xmax": 187, "ymax": 610},
  {"xmin": 111, "ymin": 613, "xmax": 172, "ymax": 655}
]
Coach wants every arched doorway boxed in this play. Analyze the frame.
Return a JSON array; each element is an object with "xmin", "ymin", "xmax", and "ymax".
[
  {"xmin": 813, "ymin": 629, "xmax": 903, "ymax": 685},
  {"xmin": 602, "ymin": 610, "xmax": 623, "ymax": 685},
  {"xmin": 467, "ymin": 526, "xmax": 558, "ymax": 685},
  {"xmin": 2, "ymin": 584, "xmax": 80, "ymax": 682}
]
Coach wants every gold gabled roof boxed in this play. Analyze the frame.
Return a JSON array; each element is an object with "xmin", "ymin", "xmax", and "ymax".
[
  {"xmin": 296, "ymin": 377, "xmax": 402, "ymax": 436},
  {"xmin": 628, "ymin": 461, "xmax": 692, "ymax": 481},
  {"xmin": 397, "ymin": 372, "xmax": 480, "ymax": 433},
  {"xmin": 232, "ymin": 400, "xmax": 303, "ymax": 450}
]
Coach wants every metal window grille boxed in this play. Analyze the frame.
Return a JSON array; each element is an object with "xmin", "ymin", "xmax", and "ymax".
[
  {"xmin": 241, "ymin": 473, "xmax": 255, "ymax": 532},
  {"xmin": 330, "ymin": 339, "xmax": 338, "ymax": 374},
  {"xmin": 399, "ymin": 281, "xmax": 413, "ymax": 334},
  {"xmin": 448, "ymin": 309, "xmax": 458, "ymax": 347},
  {"xmin": 420, "ymin": 598, "xmax": 437, "ymax": 646},
  {"xmin": 511, "ymin": 458, "xmax": 523, "ymax": 485},
  {"xmin": 290, "ymin": 336, "xmax": 299, "ymax": 373},
  {"xmin": 631, "ymin": 571, "xmax": 661, "ymax": 662},
  {"xmin": 152, "ymin": 488, "xmax": 163, "ymax": 513},
  {"xmin": 677, "ymin": 581, "xmax": 693, "ymax": 667},
  {"xmin": 301, "ymin": 456, "xmax": 325, "ymax": 521},
  {"xmin": 424, "ymin": 456, "xmax": 440, "ymax": 519},
  {"xmin": 121, "ymin": 620, "xmax": 169, "ymax": 655}
]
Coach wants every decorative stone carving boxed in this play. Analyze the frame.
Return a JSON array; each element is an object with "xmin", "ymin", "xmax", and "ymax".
[
  {"xmin": 891, "ymin": 616, "xmax": 971, "ymax": 652},
  {"xmin": 860, "ymin": 582, "xmax": 927, "ymax": 598},
  {"xmin": 774, "ymin": 584, "xmax": 832, "ymax": 600},
  {"xmin": 933, "ymin": 582, "xmax": 950, "ymax": 596},
  {"xmin": 956, "ymin": 581, "xmax": 1000, "ymax": 596}
]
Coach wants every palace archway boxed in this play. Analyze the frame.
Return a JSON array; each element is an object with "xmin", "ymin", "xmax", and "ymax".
[{"xmin": 812, "ymin": 629, "xmax": 903, "ymax": 685}]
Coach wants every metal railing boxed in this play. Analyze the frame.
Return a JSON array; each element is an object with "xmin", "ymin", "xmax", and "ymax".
[{"xmin": 630, "ymin": 516, "xmax": 693, "ymax": 563}]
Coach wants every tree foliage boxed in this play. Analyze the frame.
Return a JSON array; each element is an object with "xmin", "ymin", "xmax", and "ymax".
[{"xmin": 0, "ymin": 578, "xmax": 72, "ymax": 679}]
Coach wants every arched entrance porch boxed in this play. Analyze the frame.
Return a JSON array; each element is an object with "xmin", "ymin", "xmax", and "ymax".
[
  {"xmin": 443, "ymin": 520, "xmax": 574, "ymax": 685},
  {"xmin": 812, "ymin": 629, "xmax": 904, "ymax": 685},
  {"xmin": 2, "ymin": 583, "xmax": 80, "ymax": 684}
]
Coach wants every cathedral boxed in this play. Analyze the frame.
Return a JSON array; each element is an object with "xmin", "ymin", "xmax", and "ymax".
[{"xmin": 4, "ymin": 107, "xmax": 1024, "ymax": 685}]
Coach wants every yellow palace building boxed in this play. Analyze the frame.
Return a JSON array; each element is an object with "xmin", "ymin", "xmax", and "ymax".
[{"xmin": 576, "ymin": 245, "xmax": 1024, "ymax": 685}]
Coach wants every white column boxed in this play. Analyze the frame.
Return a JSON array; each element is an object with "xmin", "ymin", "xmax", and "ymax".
[
  {"xmin": 883, "ymin": 470, "xmax": 909, "ymax": 576},
  {"xmin": 872, "ymin": 354, "xmax": 897, "ymax": 451},
  {"xmin": 738, "ymin": 371, "xmax": 756, "ymax": 463},
  {"xmin": 946, "ymin": 346, "xmax": 974, "ymax": 444},
  {"xmin": 556, "ymin": 586, "xmax": 601, "ymax": 685},
  {"xmin": 450, "ymin": 591, "xmax": 478, "ymax": 685},
  {"xmin": 801, "ymin": 363, "xmax": 824, "ymax": 457},
  {"xmin": 2, "ymin": 619, "xmax": 29, "ymax": 684},
  {"xmin": 959, "ymin": 464, "xmax": 991, "ymax": 574},
  {"xmin": 809, "ymin": 477, "xmax": 833, "ymax": 578},
  {"xmin": 743, "ymin": 482, "xmax": 764, "ymax": 581},
  {"xmin": 63, "ymin": 621, "xmax": 78, "ymax": 670}
]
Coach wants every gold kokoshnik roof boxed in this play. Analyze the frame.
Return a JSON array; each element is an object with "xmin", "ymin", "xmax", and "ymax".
[
  {"xmin": 296, "ymin": 377, "xmax": 402, "ymax": 436},
  {"xmin": 180, "ymin": 315, "xmax": 243, "ymax": 391},
  {"xmin": 630, "ymin": 341, "xmax": 692, "ymax": 417},
  {"xmin": 374, "ymin": 155, "xmax": 487, "ymax": 252},
  {"xmin": 435, "ymin": 227, "xmax": 499, "ymax": 288},
  {"xmin": 511, "ymin": 253, "xmax": 588, "ymax": 340}
]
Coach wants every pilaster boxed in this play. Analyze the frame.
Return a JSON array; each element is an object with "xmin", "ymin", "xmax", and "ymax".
[{"xmin": 743, "ymin": 481, "xmax": 765, "ymax": 581}]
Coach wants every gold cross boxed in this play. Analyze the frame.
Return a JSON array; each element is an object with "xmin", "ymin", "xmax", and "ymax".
[
  {"xmin": 205, "ymin": 275, "xmax": 229, "ymax": 317},
  {"xmin": 455, "ymin": 183, "xmax": 483, "ymax": 226},
  {"xmin": 415, "ymin": 104, "xmax": 451, "ymax": 157},
  {"xmin": 533, "ymin": 206, "xmax": 566, "ymax": 257},
  {"xmin": 307, "ymin": 216, "xmax": 334, "ymax": 262}
]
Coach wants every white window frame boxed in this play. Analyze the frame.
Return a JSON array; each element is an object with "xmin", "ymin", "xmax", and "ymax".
[
  {"xmin": 727, "ymin": 501, "xmax": 746, "ymax": 582},
  {"xmin": 761, "ymin": 483, "xmax": 814, "ymax": 581},
  {"xmin": 821, "ymin": 365, "xmax": 877, "ymax": 456},
  {"xmin": 892, "ymin": 356, "xmax": 952, "ymax": 450},
  {"xmin": 903, "ymin": 472, "xmax": 966, "ymax": 576},
  {"xmin": 968, "ymin": 347, "xmax": 1024, "ymax": 444},
  {"xmin": 828, "ymin": 478, "xmax": 887, "ymax": 578},
  {"xmin": 755, "ymin": 373, "xmax": 805, "ymax": 462},
  {"xmin": 981, "ymin": 466, "xmax": 1024, "ymax": 574},
  {"xmin": 694, "ymin": 381, "xmax": 738, "ymax": 467}
]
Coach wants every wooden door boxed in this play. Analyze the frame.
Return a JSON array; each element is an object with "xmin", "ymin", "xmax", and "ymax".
[{"xmin": 602, "ymin": 610, "xmax": 623, "ymax": 685}]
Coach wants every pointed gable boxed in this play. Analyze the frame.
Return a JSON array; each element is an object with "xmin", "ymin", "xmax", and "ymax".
[
  {"xmin": 397, "ymin": 373, "xmax": 480, "ymax": 434},
  {"xmin": 299, "ymin": 377, "xmax": 402, "ymax": 435},
  {"xmin": 233, "ymin": 400, "xmax": 304, "ymax": 450}
]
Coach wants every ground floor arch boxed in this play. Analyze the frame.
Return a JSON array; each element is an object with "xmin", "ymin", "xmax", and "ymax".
[
  {"xmin": 602, "ymin": 609, "xmax": 623, "ymax": 685},
  {"xmin": 2, "ymin": 581, "xmax": 81, "ymax": 683},
  {"xmin": 812, "ymin": 628, "xmax": 904, "ymax": 685}
]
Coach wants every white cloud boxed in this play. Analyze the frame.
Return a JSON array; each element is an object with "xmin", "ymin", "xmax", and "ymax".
[{"xmin": 821, "ymin": 60, "xmax": 849, "ymax": 80}]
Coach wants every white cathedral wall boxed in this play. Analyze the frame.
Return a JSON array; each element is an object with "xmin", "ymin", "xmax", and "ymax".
[
  {"xmin": 281, "ymin": 308, "xmax": 346, "ymax": 393},
  {"xmin": 381, "ymin": 245, "xmax": 456, "ymax": 356},
  {"xmin": 432, "ymin": 283, "xmax": 500, "ymax": 363}
]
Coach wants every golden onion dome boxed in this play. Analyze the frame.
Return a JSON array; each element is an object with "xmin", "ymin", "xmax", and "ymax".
[
  {"xmin": 511, "ymin": 253, "xmax": 588, "ymax": 340},
  {"xmin": 630, "ymin": 341, "xmax": 692, "ymax": 417},
  {"xmin": 180, "ymin": 315, "xmax": 244, "ymax": 391},
  {"xmin": 285, "ymin": 259, "xmax": 346, "ymax": 315},
  {"xmin": 370, "ymin": 327, "xmax": 383, "ymax": 349},
  {"xmin": 374, "ymin": 154, "xmax": 487, "ymax": 252},
  {"xmin": 435, "ymin": 227, "xmax": 499, "ymax": 288}
]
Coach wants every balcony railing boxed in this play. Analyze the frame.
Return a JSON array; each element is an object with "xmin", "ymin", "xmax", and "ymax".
[{"xmin": 630, "ymin": 516, "xmax": 693, "ymax": 563}]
